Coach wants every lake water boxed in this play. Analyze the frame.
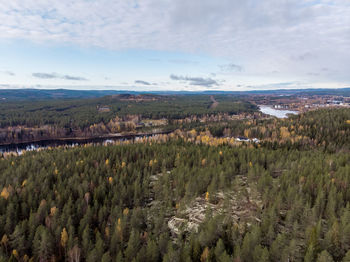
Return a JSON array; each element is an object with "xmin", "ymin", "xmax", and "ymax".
[{"xmin": 259, "ymin": 105, "xmax": 298, "ymax": 118}]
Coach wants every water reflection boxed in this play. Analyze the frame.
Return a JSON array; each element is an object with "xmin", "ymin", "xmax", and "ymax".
[
  {"xmin": 259, "ymin": 105, "xmax": 298, "ymax": 118},
  {"xmin": 0, "ymin": 132, "xmax": 169, "ymax": 154}
]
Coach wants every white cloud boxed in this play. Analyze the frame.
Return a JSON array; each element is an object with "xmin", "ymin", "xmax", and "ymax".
[
  {"xmin": 32, "ymin": 72, "xmax": 88, "ymax": 81},
  {"xmin": 0, "ymin": 71, "xmax": 15, "ymax": 76},
  {"xmin": 170, "ymin": 74, "xmax": 219, "ymax": 87},
  {"xmin": 135, "ymin": 80, "xmax": 152, "ymax": 85},
  {"xmin": 0, "ymin": 0, "xmax": 349, "ymax": 87}
]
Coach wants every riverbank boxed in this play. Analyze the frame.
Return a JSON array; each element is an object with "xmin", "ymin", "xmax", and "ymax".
[{"xmin": 0, "ymin": 130, "xmax": 174, "ymax": 153}]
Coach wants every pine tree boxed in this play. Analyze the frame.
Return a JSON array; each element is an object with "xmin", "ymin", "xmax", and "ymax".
[
  {"xmin": 146, "ymin": 239, "xmax": 159, "ymax": 262},
  {"xmin": 316, "ymin": 250, "xmax": 334, "ymax": 262},
  {"xmin": 10, "ymin": 225, "xmax": 26, "ymax": 255},
  {"xmin": 82, "ymin": 225, "xmax": 92, "ymax": 258},
  {"xmin": 124, "ymin": 229, "xmax": 140, "ymax": 261},
  {"xmin": 33, "ymin": 226, "xmax": 54, "ymax": 261},
  {"xmin": 343, "ymin": 250, "xmax": 350, "ymax": 262}
]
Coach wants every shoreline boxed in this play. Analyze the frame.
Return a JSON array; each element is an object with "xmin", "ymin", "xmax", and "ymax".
[{"xmin": 0, "ymin": 130, "xmax": 174, "ymax": 147}]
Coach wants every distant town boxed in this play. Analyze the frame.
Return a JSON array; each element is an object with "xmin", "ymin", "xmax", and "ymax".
[{"xmin": 252, "ymin": 93, "xmax": 350, "ymax": 113}]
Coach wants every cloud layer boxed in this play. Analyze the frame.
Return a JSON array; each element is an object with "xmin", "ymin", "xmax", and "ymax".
[{"xmin": 0, "ymin": 0, "xmax": 349, "ymax": 87}]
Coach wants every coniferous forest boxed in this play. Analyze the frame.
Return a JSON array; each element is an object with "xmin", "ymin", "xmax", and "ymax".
[
  {"xmin": 0, "ymin": 95, "xmax": 256, "ymax": 145},
  {"xmin": 0, "ymin": 96, "xmax": 350, "ymax": 261},
  {"xmin": 2, "ymin": 0, "xmax": 350, "ymax": 260}
]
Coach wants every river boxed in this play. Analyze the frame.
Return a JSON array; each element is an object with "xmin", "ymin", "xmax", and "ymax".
[
  {"xmin": 0, "ymin": 107, "xmax": 298, "ymax": 154},
  {"xmin": 0, "ymin": 131, "xmax": 172, "ymax": 154},
  {"xmin": 259, "ymin": 105, "xmax": 298, "ymax": 118}
]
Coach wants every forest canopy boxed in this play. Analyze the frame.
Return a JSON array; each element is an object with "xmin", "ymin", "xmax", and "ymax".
[
  {"xmin": 1, "ymin": 131, "xmax": 350, "ymax": 261},
  {"xmin": 0, "ymin": 95, "xmax": 257, "ymax": 129},
  {"xmin": 0, "ymin": 96, "xmax": 350, "ymax": 261}
]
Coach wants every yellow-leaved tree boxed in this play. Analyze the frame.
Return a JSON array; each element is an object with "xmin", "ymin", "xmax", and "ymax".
[
  {"xmin": 123, "ymin": 208, "xmax": 129, "ymax": 216},
  {"xmin": 50, "ymin": 206, "xmax": 58, "ymax": 216},
  {"xmin": 61, "ymin": 228, "xmax": 68, "ymax": 248},
  {"xmin": 201, "ymin": 247, "xmax": 209, "ymax": 262},
  {"xmin": 12, "ymin": 249, "xmax": 19, "ymax": 259},
  {"xmin": 1, "ymin": 234, "xmax": 8, "ymax": 251},
  {"xmin": 0, "ymin": 187, "xmax": 10, "ymax": 199}
]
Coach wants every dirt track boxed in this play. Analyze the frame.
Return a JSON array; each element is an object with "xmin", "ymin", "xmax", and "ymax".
[{"xmin": 210, "ymin": 95, "xmax": 219, "ymax": 108}]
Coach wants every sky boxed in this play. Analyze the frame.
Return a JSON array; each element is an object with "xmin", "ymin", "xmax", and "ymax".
[{"xmin": 0, "ymin": 0, "xmax": 349, "ymax": 91}]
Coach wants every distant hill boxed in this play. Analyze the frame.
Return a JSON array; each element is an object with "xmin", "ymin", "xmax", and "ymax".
[
  {"xmin": 0, "ymin": 89, "xmax": 138, "ymax": 101},
  {"xmin": 0, "ymin": 87, "xmax": 350, "ymax": 101}
]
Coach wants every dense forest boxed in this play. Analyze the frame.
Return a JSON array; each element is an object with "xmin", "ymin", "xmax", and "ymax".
[
  {"xmin": 191, "ymin": 108, "xmax": 350, "ymax": 153},
  {"xmin": 1, "ymin": 107, "xmax": 350, "ymax": 261},
  {"xmin": 0, "ymin": 95, "xmax": 256, "ymax": 129},
  {"xmin": 0, "ymin": 94, "xmax": 257, "ymax": 145}
]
